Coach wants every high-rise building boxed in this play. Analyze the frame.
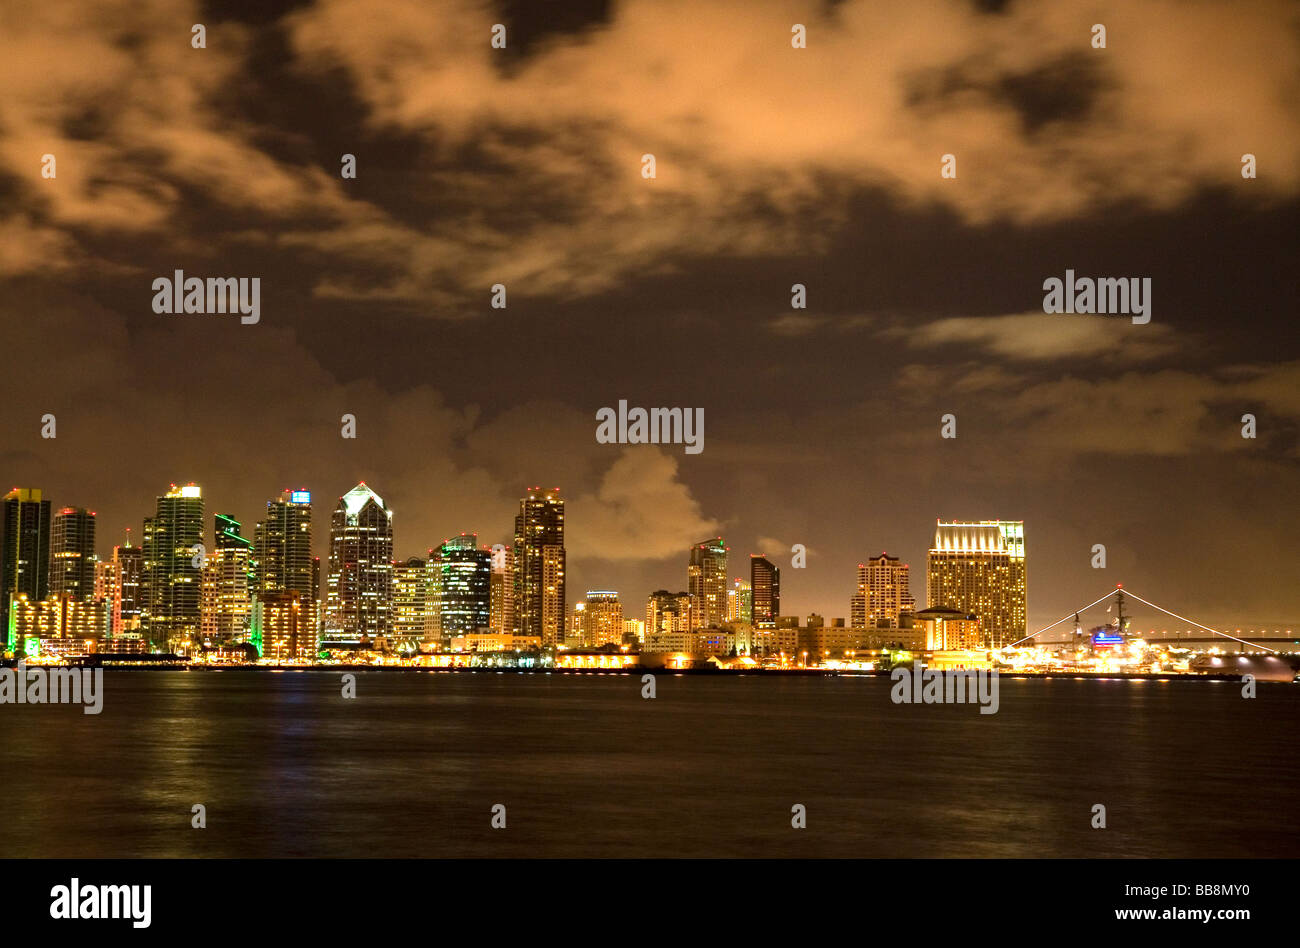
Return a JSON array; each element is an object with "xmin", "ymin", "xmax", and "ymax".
[
  {"xmin": 581, "ymin": 590, "xmax": 623, "ymax": 647},
  {"xmin": 255, "ymin": 592, "xmax": 312, "ymax": 662},
  {"xmin": 94, "ymin": 557, "xmax": 120, "ymax": 635},
  {"xmin": 727, "ymin": 578, "xmax": 753, "ymax": 624},
  {"xmin": 254, "ymin": 490, "xmax": 314, "ymax": 600},
  {"xmin": 436, "ymin": 535, "xmax": 491, "ymax": 637},
  {"xmin": 115, "ymin": 539, "xmax": 143, "ymax": 631},
  {"xmin": 853, "ymin": 553, "xmax": 916, "ymax": 628},
  {"xmin": 926, "ymin": 520, "xmax": 1026, "ymax": 648},
  {"xmin": 392, "ymin": 556, "xmax": 428, "ymax": 646},
  {"xmin": 2, "ymin": 488, "xmax": 51, "ymax": 645},
  {"xmin": 200, "ymin": 514, "xmax": 254, "ymax": 647},
  {"xmin": 141, "ymin": 483, "xmax": 205, "ymax": 652},
  {"xmin": 489, "ymin": 543, "xmax": 515, "ymax": 636},
  {"xmin": 325, "ymin": 483, "xmax": 394, "ymax": 644},
  {"xmin": 750, "ymin": 554, "xmax": 780, "ymax": 628},
  {"xmin": 514, "ymin": 488, "xmax": 565, "ymax": 646},
  {"xmin": 646, "ymin": 589, "xmax": 691, "ymax": 635},
  {"xmin": 687, "ymin": 537, "xmax": 727, "ymax": 630},
  {"xmin": 50, "ymin": 506, "xmax": 96, "ymax": 601}
]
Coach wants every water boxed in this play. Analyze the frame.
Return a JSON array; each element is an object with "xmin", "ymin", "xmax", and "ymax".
[{"xmin": 4, "ymin": 669, "xmax": 1298, "ymax": 858}]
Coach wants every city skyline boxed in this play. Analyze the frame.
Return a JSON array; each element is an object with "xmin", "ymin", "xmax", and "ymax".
[{"xmin": 1, "ymin": 0, "xmax": 1297, "ymax": 637}]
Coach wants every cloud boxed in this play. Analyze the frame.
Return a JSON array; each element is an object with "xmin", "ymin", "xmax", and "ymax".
[
  {"xmin": 895, "ymin": 311, "xmax": 1179, "ymax": 361},
  {"xmin": 570, "ymin": 448, "xmax": 719, "ymax": 561}
]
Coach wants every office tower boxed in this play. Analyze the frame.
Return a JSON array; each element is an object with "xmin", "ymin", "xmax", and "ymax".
[
  {"xmin": 325, "ymin": 483, "xmax": 394, "ymax": 644},
  {"xmin": 489, "ymin": 543, "xmax": 515, "ymax": 636},
  {"xmin": 392, "ymin": 556, "xmax": 428, "ymax": 646},
  {"xmin": 200, "ymin": 514, "xmax": 253, "ymax": 646},
  {"xmin": 141, "ymin": 483, "xmax": 205, "ymax": 651},
  {"xmin": 581, "ymin": 590, "xmax": 623, "ymax": 647},
  {"xmin": 435, "ymin": 535, "xmax": 491, "ymax": 637},
  {"xmin": 513, "ymin": 487, "xmax": 565, "ymax": 646},
  {"xmin": 687, "ymin": 537, "xmax": 727, "ymax": 630},
  {"xmin": 254, "ymin": 490, "xmax": 314, "ymax": 599},
  {"xmin": 926, "ymin": 520, "xmax": 1026, "ymax": 648},
  {"xmin": 854, "ymin": 553, "xmax": 916, "ymax": 628},
  {"xmin": 2, "ymin": 488, "xmax": 51, "ymax": 644},
  {"xmin": 50, "ymin": 506, "xmax": 96, "ymax": 600},
  {"xmin": 750, "ymin": 554, "xmax": 780, "ymax": 628},
  {"xmin": 646, "ymin": 589, "xmax": 691, "ymax": 635},
  {"xmin": 115, "ymin": 540, "xmax": 143, "ymax": 631},
  {"xmin": 727, "ymin": 578, "xmax": 752, "ymax": 624}
]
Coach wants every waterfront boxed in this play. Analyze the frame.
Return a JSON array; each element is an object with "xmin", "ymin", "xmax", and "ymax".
[{"xmin": 4, "ymin": 670, "xmax": 1298, "ymax": 859}]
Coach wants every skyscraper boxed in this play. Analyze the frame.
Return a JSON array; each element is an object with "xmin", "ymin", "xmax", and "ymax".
[
  {"xmin": 141, "ymin": 483, "xmax": 205, "ymax": 652},
  {"xmin": 50, "ymin": 506, "xmax": 96, "ymax": 601},
  {"xmin": 581, "ymin": 590, "xmax": 623, "ymax": 647},
  {"xmin": 514, "ymin": 488, "xmax": 565, "ymax": 646},
  {"xmin": 926, "ymin": 520, "xmax": 1026, "ymax": 648},
  {"xmin": 325, "ymin": 482, "xmax": 394, "ymax": 644},
  {"xmin": 727, "ymin": 577, "xmax": 752, "ymax": 624},
  {"xmin": 687, "ymin": 537, "xmax": 727, "ymax": 630},
  {"xmin": 436, "ymin": 535, "xmax": 492, "ymax": 637},
  {"xmin": 750, "ymin": 554, "xmax": 780, "ymax": 628},
  {"xmin": 2, "ymin": 488, "xmax": 51, "ymax": 643},
  {"xmin": 114, "ymin": 539, "xmax": 143, "ymax": 632},
  {"xmin": 254, "ymin": 490, "xmax": 314, "ymax": 599},
  {"xmin": 489, "ymin": 543, "xmax": 515, "ymax": 636},
  {"xmin": 853, "ymin": 553, "xmax": 916, "ymax": 628},
  {"xmin": 200, "ymin": 514, "xmax": 254, "ymax": 647},
  {"xmin": 392, "ymin": 556, "xmax": 428, "ymax": 647}
]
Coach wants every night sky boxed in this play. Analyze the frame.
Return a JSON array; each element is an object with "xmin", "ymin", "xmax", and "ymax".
[{"xmin": 1, "ymin": 0, "xmax": 1297, "ymax": 632}]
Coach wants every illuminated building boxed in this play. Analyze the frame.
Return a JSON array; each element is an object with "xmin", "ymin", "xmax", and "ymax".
[
  {"xmin": 727, "ymin": 578, "xmax": 752, "ymax": 624},
  {"xmin": 50, "ymin": 506, "xmax": 96, "ymax": 601},
  {"xmin": 200, "ymin": 515, "xmax": 253, "ymax": 646},
  {"xmin": 554, "ymin": 649, "xmax": 639, "ymax": 670},
  {"xmin": 392, "ymin": 556, "xmax": 428, "ymax": 646},
  {"xmin": 853, "ymin": 553, "xmax": 916, "ymax": 628},
  {"xmin": 914, "ymin": 607, "xmax": 982, "ymax": 650},
  {"xmin": 256, "ymin": 592, "xmax": 311, "ymax": 661},
  {"xmin": 514, "ymin": 488, "xmax": 565, "ymax": 646},
  {"xmin": 141, "ymin": 483, "xmax": 205, "ymax": 652},
  {"xmin": 9, "ymin": 593, "xmax": 106, "ymax": 655},
  {"xmin": 750, "ymin": 554, "xmax": 780, "ymax": 628},
  {"xmin": 581, "ymin": 590, "xmax": 623, "ymax": 647},
  {"xmin": 489, "ymin": 543, "xmax": 515, "ymax": 636},
  {"xmin": 687, "ymin": 537, "xmax": 727, "ymax": 630},
  {"xmin": 94, "ymin": 558, "xmax": 119, "ymax": 635},
  {"xmin": 2, "ymin": 488, "xmax": 51, "ymax": 646},
  {"xmin": 254, "ymin": 490, "xmax": 314, "ymax": 599},
  {"xmin": 646, "ymin": 590, "xmax": 691, "ymax": 637},
  {"xmin": 926, "ymin": 520, "xmax": 1026, "ymax": 647},
  {"xmin": 434, "ymin": 535, "xmax": 491, "ymax": 637},
  {"xmin": 114, "ymin": 540, "xmax": 143, "ymax": 631},
  {"xmin": 325, "ymin": 483, "xmax": 394, "ymax": 645},
  {"xmin": 622, "ymin": 618, "xmax": 646, "ymax": 645}
]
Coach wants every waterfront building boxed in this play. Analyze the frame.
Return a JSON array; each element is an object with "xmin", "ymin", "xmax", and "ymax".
[
  {"xmin": 50, "ymin": 506, "xmax": 96, "ymax": 601},
  {"xmin": 513, "ymin": 488, "xmax": 565, "ymax": 646},
  {"xmin": 926, "ymin": 521, "xmax": 1026, "ymax": 647},
  {"xmin": 853, "ymin": 553, "xmax": 916, "ymax": 628},
  {"xmin": 254, "ymin": 490, "xmax": 314, "ymax": 599},
  {"xmin": 687, "ymin": 537, "xmax": 727, "ymax": 630},
  {"xmin": 2, "ymin": 488, "xmax": 51, "ymax": 644},
  {"xmin": 141, "ymin": 483, "xmax": 205, "ymax": 652},
  {"xmin": 581, "ymin": 590, "xmax": 623, "ymax": 647},
  {"xmin": 750, "ymin": 554, "xmax": 780, "ymax": 628},
  {"xmin": 324, "ymin": 483, "xmax": 394, "ymax": 644}
]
